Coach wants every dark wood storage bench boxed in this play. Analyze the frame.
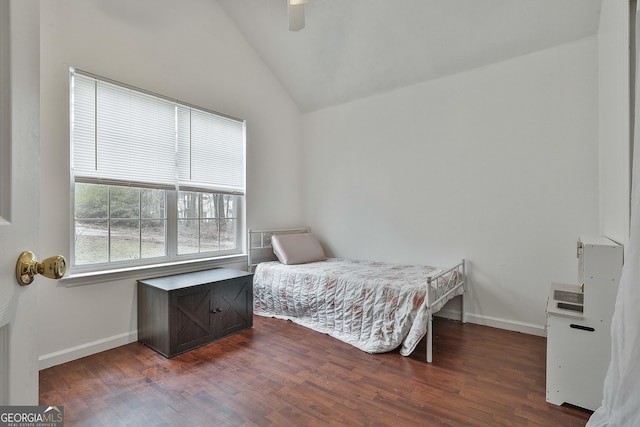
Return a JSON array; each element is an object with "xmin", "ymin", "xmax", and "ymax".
[{"xmin": 137, "ymin": 268, "xmax": 253, "ymax": 358}]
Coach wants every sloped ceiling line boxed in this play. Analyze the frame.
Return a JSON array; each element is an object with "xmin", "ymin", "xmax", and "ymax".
[{"xmin": 217, "ymin": 0, "xmax": 602, "ymax": 112}]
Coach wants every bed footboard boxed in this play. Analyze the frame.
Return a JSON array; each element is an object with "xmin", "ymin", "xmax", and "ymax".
[
  {"xmin": 427, "ymin": 260, "xmax": 466, "ymax": 314},
  {"xmin": 426, "ymin": 259, "xmax": 466, "ymax": 363}
]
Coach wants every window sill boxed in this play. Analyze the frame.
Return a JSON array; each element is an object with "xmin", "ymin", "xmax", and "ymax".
[{"xmin": 59, "ymin": 254, "xmax": 248, "ymax": 287}]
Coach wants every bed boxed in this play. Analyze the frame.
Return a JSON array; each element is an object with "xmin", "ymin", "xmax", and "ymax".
[{"xmin": 248, "ymin": 228, "xmax": 466, "ymax": 363}]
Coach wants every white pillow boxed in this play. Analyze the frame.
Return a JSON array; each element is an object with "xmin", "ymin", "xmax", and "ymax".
[{"xmin": 271, "ymin": 233, "xmax": 327, "ymax": 265}]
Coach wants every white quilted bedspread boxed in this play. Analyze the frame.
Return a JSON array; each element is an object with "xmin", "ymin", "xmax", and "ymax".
[{"xmin": 253, "ymin": 258, "xmax": 463, "ymax": 356}]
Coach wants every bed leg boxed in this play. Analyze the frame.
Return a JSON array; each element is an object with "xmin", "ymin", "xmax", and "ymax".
[
  {"xmin": 461, "ymin": 260, "xmax": 467, "ymax": 324},
  {"xmin": 426, "ymin": 313, "xmax": 433, "ymax": 363},
  {"xmin": 461, "ymin": 292, "xmax": 466, "ymax": 324}
]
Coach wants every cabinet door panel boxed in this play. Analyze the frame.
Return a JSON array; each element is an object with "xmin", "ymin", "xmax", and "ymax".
[
  {"xmin": 173, "ymin": 287, "xmax": 213, "ymax": 354},
  {"xmin": 213, "ymin": 278, "xmax": 253, "ymax": 337}
]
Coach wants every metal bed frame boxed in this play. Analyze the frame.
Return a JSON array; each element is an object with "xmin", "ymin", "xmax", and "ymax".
[{"xmin": 247, "ymin": 228, "xmax": 466, "ymax": 363}]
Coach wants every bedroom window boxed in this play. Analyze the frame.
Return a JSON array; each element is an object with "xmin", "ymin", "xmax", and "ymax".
[
  {"xmin": 70, "ymin": 69, "xmax": 245, "ymax": 271},
  {"xmin": 74, "ymin": 183, "xmax": 167, "ymax": 265},
  {"xmin": 177, "ymin": 191, "xmax": 240, "ymax": 254}
]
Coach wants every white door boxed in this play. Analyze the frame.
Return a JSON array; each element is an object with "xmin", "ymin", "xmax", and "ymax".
[{"xmin": 0, "ymin": 0, "xmax": 41, "ymax": 405}]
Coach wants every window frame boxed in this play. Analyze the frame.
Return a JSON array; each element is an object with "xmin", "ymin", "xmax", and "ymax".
[{"xmin": 68, "ymin": 69, "xmax": 246, "ymax": 276}]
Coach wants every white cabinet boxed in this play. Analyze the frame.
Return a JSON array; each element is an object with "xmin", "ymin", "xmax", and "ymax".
[{"xmin": 546, "ymin": 236, "xmax": 623, "ymax": 411}]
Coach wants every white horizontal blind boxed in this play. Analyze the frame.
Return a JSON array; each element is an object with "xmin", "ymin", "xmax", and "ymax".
[
  {"xmin": 180, "ymin": 109, "xmax": 245, "ymax": 194},
  {"xmin": 71, "ymin": 70, "xmax": 245, "ymax": 194},
  {"xmin": 72, "ymin": 74, "xmax": 97, "ymax": 178},
  {"xmin": 72, "ymin": 73, "xmax": 176, "ymax": 188},
  {"xmin": 177, "ymin": 105, "xmax": 191, "ymax": 190},
  {"xmin": 97, "ymin": 80, "xmax": 177, "ymax": 186}
]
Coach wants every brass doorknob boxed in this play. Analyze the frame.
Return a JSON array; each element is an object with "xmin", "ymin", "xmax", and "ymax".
[{"xmin": 16, "ymin": 251, "xmax": 67, "ymax": 286}]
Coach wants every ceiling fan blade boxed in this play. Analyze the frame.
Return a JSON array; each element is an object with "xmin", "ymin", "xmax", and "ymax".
[{"xmin": 288, "ymin": 3, "xmax": 305, "ymax": 31}]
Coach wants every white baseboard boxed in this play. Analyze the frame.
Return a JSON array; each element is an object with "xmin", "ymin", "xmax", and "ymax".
[
  {"xmin": 436, "ymin": 309, "xmax": 546, "ymax": 337},
  {"xmin": 39, "ymin": 311, "xmax": 546, "ymax": 370},
  {"xmin": 39, "ymin": 331, "xmax": 138, "ymax": 370}
]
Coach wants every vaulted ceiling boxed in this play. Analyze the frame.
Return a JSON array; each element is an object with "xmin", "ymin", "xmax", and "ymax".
[{"xmin": 217, "ymin": 0, "xmax": 602, "ymax": 112}]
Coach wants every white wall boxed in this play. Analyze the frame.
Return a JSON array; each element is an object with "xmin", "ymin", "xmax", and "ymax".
[
  {"xmin": 302, "ymin": 37, "xmax": 600, "ymax": 334},
  {"xmin": 38, "ymin": 0, "xmax": 303, "ymax": 368},
  {"xmin": 599, "ymin": 0, "xmax": 631, "ymax": 247}
]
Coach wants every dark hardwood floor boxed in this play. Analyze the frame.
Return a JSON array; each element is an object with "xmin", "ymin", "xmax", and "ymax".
[{"xmin": 40, "ymin": 316, "xmax": 592, "ymax": 426}]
